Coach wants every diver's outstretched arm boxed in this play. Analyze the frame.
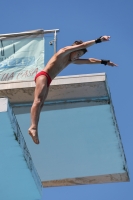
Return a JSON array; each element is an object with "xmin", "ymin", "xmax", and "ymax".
[
  {"xmin": 63, "ymin": 36, "xmax": 111, "ymax": 54},
  {"xmin": 73, "ymin": 58, "xmax": 118, "ymax": 67}
]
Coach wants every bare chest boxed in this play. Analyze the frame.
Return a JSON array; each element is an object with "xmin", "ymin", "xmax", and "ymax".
[{"xmin": 44, "ymin": 54, "xmax": 71, "ymax": 78}]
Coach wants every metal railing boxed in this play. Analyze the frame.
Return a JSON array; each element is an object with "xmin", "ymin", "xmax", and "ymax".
[{"xmin": 0, "ymin": 29, "xmax": 59, "ymax": 38}]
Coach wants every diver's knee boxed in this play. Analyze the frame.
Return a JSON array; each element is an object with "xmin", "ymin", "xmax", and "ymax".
[{"xmin": 34, "ymin": 97, "xmax": 43, "ymax": 106}]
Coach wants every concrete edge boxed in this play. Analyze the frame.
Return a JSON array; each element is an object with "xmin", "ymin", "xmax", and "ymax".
[
  {"xmin": 0, "ymin": 98, "xmax": 8, "ymax": 112},
  {"xmin": 0, "ymin": 73, "xmax": 106, "ymax": 90},
  {"xmin": 42, "ymin": 172, "xmax": 129, "ymax": 187}
]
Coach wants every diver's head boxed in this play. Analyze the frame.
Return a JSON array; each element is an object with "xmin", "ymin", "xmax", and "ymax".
[{"xmin": 70, "ymin": 40, "xmax": 87, "ymax": 61}]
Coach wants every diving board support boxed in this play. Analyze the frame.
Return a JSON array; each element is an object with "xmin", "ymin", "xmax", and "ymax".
[
  {"xmin": 0, "ymin": 73, "xmax": 130, "ymax": 188},
  {"xmin": 0, "ymin": 98, "xmax": 42, "ymax": 199}
]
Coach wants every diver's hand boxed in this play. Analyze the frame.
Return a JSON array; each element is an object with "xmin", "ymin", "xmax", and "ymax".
[
  {"xmin": 107, "ymin": 61, "xmax": 118, "ymax": 67},
  {"xmin": 101, "ymin": 35, "xmax": 110, "ymax": 42}
]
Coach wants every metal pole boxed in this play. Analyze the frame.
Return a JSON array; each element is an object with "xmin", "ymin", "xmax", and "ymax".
[
  {"xmin": 54, "ymin": 30, "xmax": 57, "ymax": 54},
  {"xmin": 43, "ymin": 29, "xmax": 59, "ymax": 34}
]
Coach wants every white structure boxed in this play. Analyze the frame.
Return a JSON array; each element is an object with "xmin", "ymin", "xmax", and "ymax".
[
  {"xmin": 0, "ymin": 98, "xmax": 41, "ymax": 200},
  {"xmin": 0, "ymin": 73, "xmax": 129, "ymax": 194}
]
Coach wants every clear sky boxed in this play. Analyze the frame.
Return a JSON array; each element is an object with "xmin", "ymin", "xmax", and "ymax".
[{"xmin": 1, "ymin": 0, "xmax": 133, "ymax": 199}]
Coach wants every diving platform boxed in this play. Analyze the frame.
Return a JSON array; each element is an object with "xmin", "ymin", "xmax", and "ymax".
[{"xmin": 0, "ymin": 73, "xmax": 129, "ymax": 193}]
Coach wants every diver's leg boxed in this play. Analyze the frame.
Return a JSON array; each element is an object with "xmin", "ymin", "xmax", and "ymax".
[{"xmin": 28, "ymin": 75, "xmax": 48, "ymax": 144}]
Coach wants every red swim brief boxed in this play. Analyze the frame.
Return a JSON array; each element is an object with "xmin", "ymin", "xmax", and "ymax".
[{"xmin": 34, "ymin": 71, "xmax": 52, "ymax": 87}]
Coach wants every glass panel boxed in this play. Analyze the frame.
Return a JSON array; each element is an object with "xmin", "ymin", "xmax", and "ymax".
[{"xmin": 14, "ymin": 102, "xmax": 124, "ymax": 182}]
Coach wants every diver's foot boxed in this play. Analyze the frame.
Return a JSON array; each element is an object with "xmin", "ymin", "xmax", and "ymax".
[{"xmin": 28, "ymin": 127, "xmax": 39, "ymax": 144}]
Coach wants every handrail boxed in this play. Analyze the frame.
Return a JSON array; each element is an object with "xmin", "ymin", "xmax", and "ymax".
[{"xmin": 0, "ymin": 29, "xmax": 60, "ymax": 38}]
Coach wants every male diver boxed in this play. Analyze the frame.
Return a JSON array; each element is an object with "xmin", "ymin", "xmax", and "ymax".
[{"xmin": 28, "ymin": 35, "xmax": 117, "ymax": 144}]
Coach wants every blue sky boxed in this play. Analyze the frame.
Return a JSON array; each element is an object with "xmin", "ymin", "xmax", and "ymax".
[{"xmin": 1, "ymin": 0, "xmax": 133, "ymax": 199}]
